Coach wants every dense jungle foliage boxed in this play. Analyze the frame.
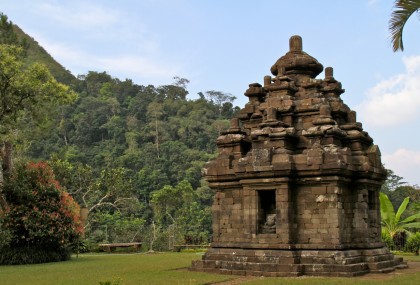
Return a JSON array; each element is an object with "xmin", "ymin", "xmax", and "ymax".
[
  {"xmin": 27, "ymin": 72, "xmax": 239, "ymax": 249},
  {"xmin": 0, "ymin": 13, "xmax": 240, "ymax": 251}
]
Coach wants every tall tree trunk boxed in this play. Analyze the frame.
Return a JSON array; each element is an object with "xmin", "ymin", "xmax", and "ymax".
[
  {"xmin": 0, "ymin": 164, "xmax": 6, "ymax": 210},
  {"xmin": 0, "ymin": 141, "xmax": 12, "ymax": 210},
  {"xmin": 0, "ymin": 193, "xmax": 7, "ymax": 210},
  {"xmin": 2, "ymin": 141, "xmax": 13, "ymax": 176},
  {"xmin": 155, "ymin": 119, "xmax": 160, "ymax": 158}
]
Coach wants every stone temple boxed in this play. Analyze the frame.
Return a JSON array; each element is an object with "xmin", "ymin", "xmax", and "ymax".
[{"xmin": 191, "ymin": 35, "xmax": 406, "ymax": 277}]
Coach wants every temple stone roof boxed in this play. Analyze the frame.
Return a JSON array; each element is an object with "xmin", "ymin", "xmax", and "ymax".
[
  {"xmin": 206, "ymin": 35, "xmax": 385, "ymax": 182},
  {"xmin": 270, "ymin": 35, "xmax": 323, "ymax": 78}
]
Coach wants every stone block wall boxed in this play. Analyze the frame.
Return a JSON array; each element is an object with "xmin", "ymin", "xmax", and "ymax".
[{"xmin": 191, "ymin": 35, "xmax": 406, "ymax": 276}]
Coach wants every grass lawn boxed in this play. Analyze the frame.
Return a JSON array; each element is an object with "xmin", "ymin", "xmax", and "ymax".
[
  {"xmin": 0, "ymin": 252, "xmax": 419, "ymax": 285},
  {"xmin": 0, "ymin": 252, "xmax": 231, "ymax": 285}
]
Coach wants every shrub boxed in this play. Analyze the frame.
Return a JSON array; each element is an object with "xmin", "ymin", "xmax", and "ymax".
[
  {"xmin": 0, "ymin": 161, "xmax": 83, "ymax": 264},
  {"xmin": 0, "ymin": 246, "xmax": 71, "ymax": 265},
  {"xmin": 382, "ymin": 229, "xmax": 395, "ymax": 250},
  {"xmin": 406, "ymin": 232, "xmax": 420, "ymax": 255},
  {"xmin": 70, "ymin": 238, "xmax": 91, "ymax": 254},
  {"xmin": 88, "ymin": 211, "xmax": 145, "ymax": 244},
  {"xmin": 0, "ymin": 226, "xmax": 11, "ymax": 248}
]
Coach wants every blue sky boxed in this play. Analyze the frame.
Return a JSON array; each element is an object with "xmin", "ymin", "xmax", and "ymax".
[{"xmin": 2, "ymin": 0, "xmax": 420, "ymax": 186}]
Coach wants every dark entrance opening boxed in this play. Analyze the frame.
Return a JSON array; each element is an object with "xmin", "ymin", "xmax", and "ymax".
[{"xmin": 258, "ymin": 190, "xmax": 276, "ymax": 234}]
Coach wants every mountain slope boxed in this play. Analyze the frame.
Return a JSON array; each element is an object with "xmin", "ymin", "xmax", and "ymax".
[{"xmin": 12, "ymin": 24, "xmax": 77, "ymax": 85}]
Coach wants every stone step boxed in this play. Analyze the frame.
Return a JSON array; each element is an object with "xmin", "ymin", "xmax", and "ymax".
[
  {"xmin": 364, "ymin": 253, "xmax": 395, "ymax": 263},
  {"xmin": 301, "ymin": 262, "xmax": 369, "ymax": 274},
  {"xmin": 367, "ymin": 260, "xmax": 399, "ymax": 270}
]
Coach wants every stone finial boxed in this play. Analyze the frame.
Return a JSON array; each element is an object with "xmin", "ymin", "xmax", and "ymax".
[
  {"xmin": 319, "ymin": 105, "xmax": 331, "ymax": 118},
  {"xmin": 230, "ymin": 118, "xmax": 240, "ymax": 129},
  {"xmin": 289, "ymin": 35, "xmax": 302, "ymax": 53},
  {"xmin": 325, "ymin": 67, "xmax": 333, "ymax": 78},
  {"xmin": 270, "ymin": 35, "xmax": 323, "ymax": 78},
  {"xmin": 348, "ymin": 111, "xmax": 356, "ymax": 124},
  {"xmin": 264, "ymin": 75, "xmax": 272, "ymax": 87},
  {"xmin": 266, "ymin": 107, "xmax": 277, "ymax": 121}
]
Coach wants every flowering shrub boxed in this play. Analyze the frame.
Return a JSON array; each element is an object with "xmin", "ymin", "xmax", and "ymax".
[{"xmin": 0, "ymin": 161, "xmax": 83, "ymax": 262}]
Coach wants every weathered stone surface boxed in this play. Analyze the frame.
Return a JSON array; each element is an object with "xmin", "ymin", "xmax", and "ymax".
[{"xmin": 191, "ymin": 35, "xmax": 406, "ymax": 277}]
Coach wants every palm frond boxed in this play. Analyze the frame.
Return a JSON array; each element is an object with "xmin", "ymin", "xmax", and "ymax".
[
  {"xmin": 380, "ymin": 192, "xmax": 395, "ymax": 224},
  {"xmin": 395, "ymin": 196, "xmax": 409, "ymax": 222},
  {"xmin": 401, "ymin": 211, "xmax": 420, "ymax": 223},
  {"xmin": 401, "ymin": 221, "xmax": 420, "ymax": 229},
  {"xmin": 389, "ymin": 0, "xmax": 420, "ymax": 51}
]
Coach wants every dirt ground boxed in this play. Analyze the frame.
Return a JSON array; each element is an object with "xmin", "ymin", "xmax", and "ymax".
[{"xmin": 207, "ymin": 262, "xmax": 420, "ymax": 285}]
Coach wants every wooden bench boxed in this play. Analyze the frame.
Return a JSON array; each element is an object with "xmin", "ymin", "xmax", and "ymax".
[
  {"xmin": 173, "ymin": 244, "xmax": 210, "ymax": 252},
  {"xmin": 99, "ymin": 242, "xmax": 142, "ymax": 253}
]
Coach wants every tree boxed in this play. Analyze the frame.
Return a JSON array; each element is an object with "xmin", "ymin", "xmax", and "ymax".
[
  {"xmin": 0, "ymin": 14, "xmax": 75, "ymax": 140},
  {"xmin": 0, "ymin": 44, "xmax": 76, "ymax": 213},
  {"xmin": 204, "ymin": 90, "xmax": 237, "ymax": 115},
  {"xmin": 50, "ymin": 160, "xmax": 138, "ymax": 216},
  {"xmin": 0, "ymin": 44, "xmax": 76, "ymax": 168},
  {"xmin": 151, "ymin": 180, "xmax": 211, "ymax": 245},
  {"xmin": 151, "ymin": 181, "xmax": 195, "ymax": 226},
  {"xmin": 0, "ymin": 13, "xmax": 27, "ymax": 49},
  {"xmin": 0, "ymin": 162, "xmax": 83, "ymax": 264},
  {"xmin": 172, "ymin": 76, "xmax": 190, "ymax": 89},
  {"xmin": 389, "ymin": 0, "xmax": 420, "ymax": 52},
  {"xmin": 387, "ymin": 185, "xmax": 420, "ymax": 213},
  {"xmin": 381, "ymin": 168, "xmax": 406, "ymax": 194},
  {"xmin": 406, "ymin": 232, "xmax": 420, "ymax": 255},
  {"xmin": 380, "ymin": 192, "xmax": 420, "ymax": 239},
  {"xmin": 146, "ymin": 101, "xmax": 164, "ymax": 157},
  {"xmin": 49, "ymin": 159, "xmax": 147, "ymax": 245}
]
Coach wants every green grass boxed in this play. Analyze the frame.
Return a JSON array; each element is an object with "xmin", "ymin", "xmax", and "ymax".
[
  {"xmin": 0, "ymin": 252, "xmax": 231, "ymax": 285},
  {"xmin": 0, "ymin": 253, "xmax": 419, "ymax": 285},
  {"xmin": 397, "ymin": 254, "xmax": 420, "ymax": 262}
]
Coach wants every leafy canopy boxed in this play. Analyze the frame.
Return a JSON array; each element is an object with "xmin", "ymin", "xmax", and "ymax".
[
  {"xmin": 0, "ymin": 44, "xmax": 77, "ymax": 136},
  {"xmin": 380, "ymin": 192, "xmax": 420, "ymax": 238}
]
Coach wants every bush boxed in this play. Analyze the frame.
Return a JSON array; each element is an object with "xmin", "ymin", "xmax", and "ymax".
[
  {"xmin": 382, "ymin": 229, "xmax": 395, "ymax": 250},
  {"xmin": 406, "ymin": 232, "xmax": 420, "ymax": 255},
  {"xmin": 0, "ymin": 227, "xmax": 11, "ymax": 248},
  {"xmin": 0, "ymin": 246, "xmax": 71, "ymax": 265},
  {"xmin": 70, "ymin": 238, "xmax": 91, "ymax": 253},
  {"xmin": 0, "ymin": 161, "xmax": 83, "ymax": 264},
  {"xmin": 88, "ymin": 212, "xmax": 145, "ymax": 244}
]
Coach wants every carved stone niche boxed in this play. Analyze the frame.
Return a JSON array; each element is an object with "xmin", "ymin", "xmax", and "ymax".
[
  {"xmin": 191, "ymin": 35, "xmax": 407, "ymax": 277},
  {"xmin": 258, "ymin": 190, "xmax": 276, "ymax": 234}
]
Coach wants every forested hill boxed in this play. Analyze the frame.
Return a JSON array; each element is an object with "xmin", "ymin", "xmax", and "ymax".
[
  {"xmin": 23, "ymin": 72, "xmax": 240, "ymax": 246},
  {"xmin": 27, "ymin": 72, "xmax": 239, "ymax": 195},
  {"xmin": 6, "ymin": 18, "xmax": 240, "ymax": 247},
  {"xmin": 9, "ymin": 21, "xmax": 240, "ymax": 196},
  {"xmin": 12, "ymin": 24, "xmax": 77, "ymax": 85}
]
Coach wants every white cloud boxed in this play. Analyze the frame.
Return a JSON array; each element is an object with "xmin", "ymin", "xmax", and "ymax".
[
  {"xmin": 39, "ymin": 41, "xmax": 85, "ymax": 66},
  {"xmin": 382, "ymin": 148, "xmax": 420, "ymax": 186},
  {"xmin": 359, "ymin": 55, "xmax": 420, "ymax": 127},
  {"xmin": 37, "ymin": 2, "xmax": 118, "ymax": 29},
  {"xmin": 97, "ymin": 55, "xmax": 179, "ymax": 80},
  {"xmin": 36, "ymin": 38, "xmax": 179, "ymax": 83}
]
